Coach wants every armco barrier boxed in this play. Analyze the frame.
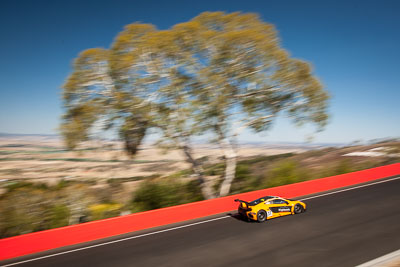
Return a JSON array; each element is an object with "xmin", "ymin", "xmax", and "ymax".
[{"xmin": 1, "ymin": 163, "xmax": 399, "ymax": 261}]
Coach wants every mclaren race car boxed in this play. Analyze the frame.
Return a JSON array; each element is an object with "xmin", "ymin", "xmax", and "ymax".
[{"xmin": 235, "ymin": 196, "xmax": 306, "ymax": 222}]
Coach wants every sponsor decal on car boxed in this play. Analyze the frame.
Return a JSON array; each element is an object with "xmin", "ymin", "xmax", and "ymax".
[{"xmin": 278, "ymin": 208, "xmax": 291, "ymax": 212}]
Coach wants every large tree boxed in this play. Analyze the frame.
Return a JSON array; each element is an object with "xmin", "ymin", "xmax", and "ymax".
[
  {"xmin": 61, "ymin": 12, "xmax": 329, "ymax": 200},
  {"xmin": 178, "ymin": 12, "xmax": 330, "ymax": 196}
]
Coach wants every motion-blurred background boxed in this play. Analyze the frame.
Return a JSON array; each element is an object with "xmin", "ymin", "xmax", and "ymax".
[{"xmin": 0, "ymin": 0, "xmax": 399, "ymax": 238}]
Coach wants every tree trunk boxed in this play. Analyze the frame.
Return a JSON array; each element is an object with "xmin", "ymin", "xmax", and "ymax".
[
  {"xmin": 182, "ymin": 144, "xmax": 216, "ymax": 199},
  {"xmin": 218, "ymin": 138, "xmax": 237, "ymax": 197},
  {"xmin": 121, "ymin": 119, "xmax": 148, "ymax": 156}
]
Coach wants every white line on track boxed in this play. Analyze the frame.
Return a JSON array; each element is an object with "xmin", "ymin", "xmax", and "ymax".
[
  {"xmin": 3, "ymin": 175, "xmax": 400, "ymax": 267},
  {"xmin": 299, "ymin": 176, "xmax": 400, "ymax": 201},
  {"xmin": 2, "ymin": 217, "xmax": 231, "ymax": 267}
]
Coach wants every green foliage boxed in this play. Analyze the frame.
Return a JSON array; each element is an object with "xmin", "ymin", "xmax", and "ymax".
[
  {"xmin": 332, "ymin": 159, "xmax": 355, "ymax": 175},
  {"xmin": 263, "ymin": 160, "xmax": 308, "ymax": 188},
  {"xmin": 167, "ymin": 169, "xmax": 194, "ymax": 179},
  {"xmin": 0, "ymin": 182, "xmax": 102, "ymax": 238},
  {"xmin": 131, "ymin": 178, "xmax": 203, "ymax": 212},
  {"xmin": 88, "ymin": 203, "xmax": 122, "ymax": 221},
  {"xmin": 235, "ymin": 164, "xmax": 251, "ymax": 180},
  {"xmin": 204, "ymin": 163, "xmax": 225, "ymax": 176},
  {"xmin": 55, "ymin": 179, "xmax": 70, "ymax": 190},
  {"xmin": 5, "ymin": 181, "xmax": 48, "ymax": 192},
  {"xmin": 229, "ymin": 163, "xmax": 259, "ymax": 194},
  {"xmin": 60, "ymin": 102, "xmax": 101, "ymax": 150},
  {"xmin": 0, "ymin": 188, "xmax": 69, "ymax": 237},
  {"xmin": 301, "ymin": 148, "xmax": 336, "ymax": 158},
  {"xmin": 328, "ymin": 159, "xmax": 396, "ymax": 177},
  {"xmin": 239, "ymin": 153, "xmax": 294, "ymax": 165},
  {"xmin": 48, "ymin": 205, "xmax": 70, "ymax": 228},
  {"xmin": 5, "ymin": 181, "xmax": 33, "ymax": 191},
  {"xmin": 106, "ymin": 174, "xmax": 161, "ymax": 185}
]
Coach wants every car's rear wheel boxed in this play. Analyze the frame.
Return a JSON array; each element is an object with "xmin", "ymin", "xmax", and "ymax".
[
  {"xmin": 257, "ymin": 210, "xmax": 267, "ymax": 222},
  {"xmin": 294, "ymin": 204, "xmax": 304, "ymax": 214}
]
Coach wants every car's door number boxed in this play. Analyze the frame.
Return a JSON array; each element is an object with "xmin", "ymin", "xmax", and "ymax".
[{"xmin": 267, "ymin": 210, "xmax": 273, "ymax": 217}]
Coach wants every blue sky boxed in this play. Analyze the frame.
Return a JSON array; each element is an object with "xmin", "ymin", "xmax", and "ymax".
[{"xmin": 0, "ymin": 0, "xmax": 399, "ymax": 144}]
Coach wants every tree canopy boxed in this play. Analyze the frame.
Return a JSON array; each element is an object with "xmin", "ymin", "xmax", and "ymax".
[{"xmin": 61, "ymin": 12, "xmax": 329, "ymax": 199}]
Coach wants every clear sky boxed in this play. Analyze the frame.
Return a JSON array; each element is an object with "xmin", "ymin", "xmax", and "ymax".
[{"xmin": 0, "ymin": 0, "xmax": 399, "ymax": 144}]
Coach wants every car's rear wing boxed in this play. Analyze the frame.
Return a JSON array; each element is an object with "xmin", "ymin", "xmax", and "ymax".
[{"xmin": 235, "ymin": 199, "xmax": 251, "ymax": 210}]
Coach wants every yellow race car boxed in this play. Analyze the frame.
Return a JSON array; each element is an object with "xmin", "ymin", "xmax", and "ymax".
[{"xmin": 235, "ymin": 196, "xmax": 306, "ymax": 222}]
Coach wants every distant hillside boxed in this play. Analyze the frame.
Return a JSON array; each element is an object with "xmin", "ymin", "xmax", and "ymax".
[
  {"xmin": 0, "ymin": 133, "xmax": 59, "ymax": 138},
  {"xmin": 0, "ymin": 132, "xmax": 347, "ymax": 148}
]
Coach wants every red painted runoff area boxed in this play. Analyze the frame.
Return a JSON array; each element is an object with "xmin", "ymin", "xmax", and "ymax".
[{"xmin": 1, "ymin": 163, "xmax": 399, "ymax": 261}]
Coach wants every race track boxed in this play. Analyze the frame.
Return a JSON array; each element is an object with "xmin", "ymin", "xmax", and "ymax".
[{"xmin": 3, "ymin": 177, "xmax": 400, "ymax": 267}]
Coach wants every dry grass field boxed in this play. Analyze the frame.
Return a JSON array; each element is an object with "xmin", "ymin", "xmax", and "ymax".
[{"xmin": 0, "ymin": 136, "xmax": 306, "ymax": 185}]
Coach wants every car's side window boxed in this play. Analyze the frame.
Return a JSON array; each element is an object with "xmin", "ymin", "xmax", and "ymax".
[{"xmin": 272, "ymin": 199, "xmax": 288, "ymax": 204}]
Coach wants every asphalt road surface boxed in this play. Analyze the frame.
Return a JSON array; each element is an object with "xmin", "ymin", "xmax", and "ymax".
[{"xmin": 3, "ymin": 177, "xmax": 400, "ymax": 267}]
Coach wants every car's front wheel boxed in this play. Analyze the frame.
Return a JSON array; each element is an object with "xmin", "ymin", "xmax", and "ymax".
[
  {"xmin": 293, "ymin": 204, "xmax": 304, "ymax": 214},
  {"xmin": 257, "ymin": 210, "xmax": 267, "ymax": 222}
]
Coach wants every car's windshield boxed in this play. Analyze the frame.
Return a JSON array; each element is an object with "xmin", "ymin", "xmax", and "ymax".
[{"xmin": 249, "ymin": 196, "xmax": 274, "ymax": 206}]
